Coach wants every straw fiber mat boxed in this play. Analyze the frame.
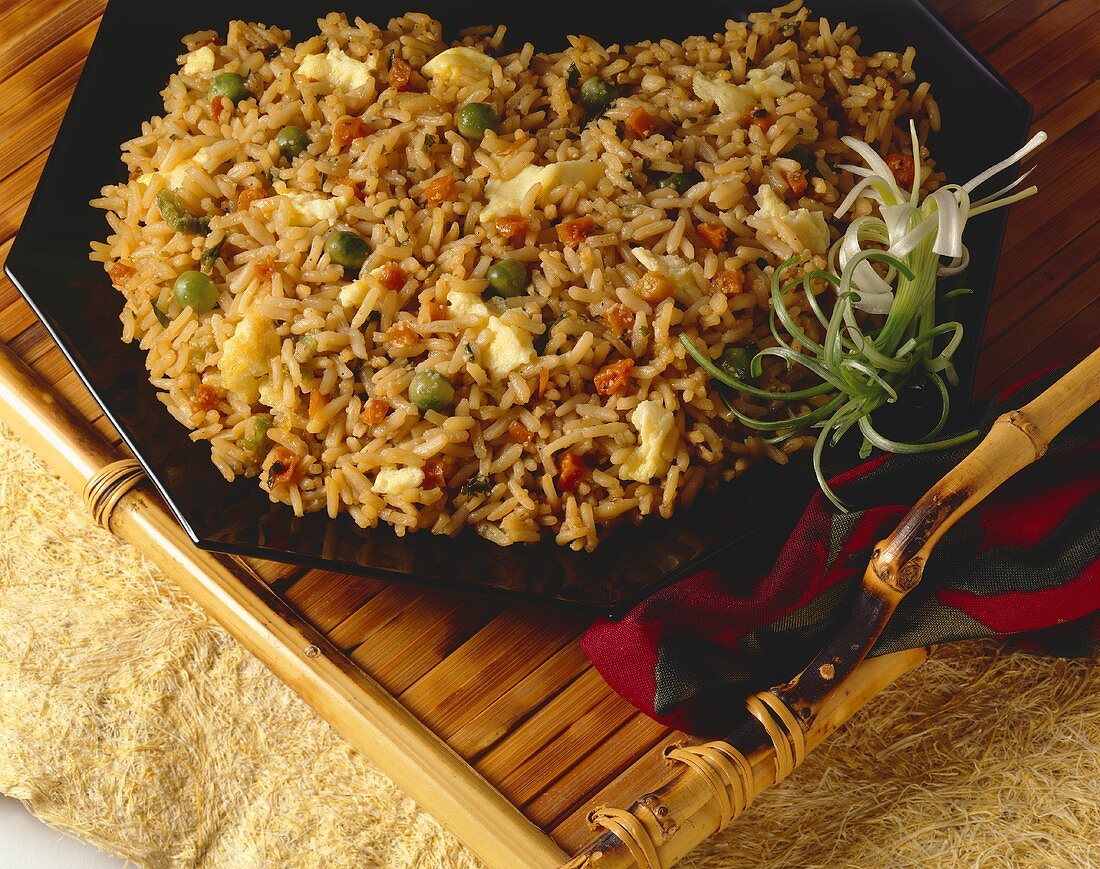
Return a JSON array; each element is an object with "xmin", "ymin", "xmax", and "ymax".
[{"xmin": 1, "ymin": 421, "xmax": 1097, "ymax": 867}]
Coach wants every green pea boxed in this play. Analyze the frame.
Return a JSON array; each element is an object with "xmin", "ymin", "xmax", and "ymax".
[
  {"xmin": 275, "ymin": 125, "xmax": 310, "ymax": 160},
  {"xmin": 208, "ymin": 72, "xmax": 249, "ymax": 104},
  {"xmin": 409, "ymin": 370, "xmax": 454, "ymax": 413},
  {"xmin": 456, "ymin": 102, "xmax": 500, "ymax": 140},
  {"xmin": 484, "ymin": 259, "xmax": 528, "ymax": 298},
  {"xmin": 718, "ymin": 345, "xmax": 757, "ymax": 382},
  {"xmin": 156, "ymin": 189, "xmax": 210, "ymax": 235},
  {"xmin": 655, "ymin": 170, "xmax": 702, "ymax": 195},
  {"xmin": 173, "ymin": 270, "xmax": 218, "ymax": 313},
  {"xmin": 324, "ymin": 231, "xmax": 370, "ymax": 269},
  {"xmin": 579, "ymin": 76, "xmax": 618, "ymax": 115},
  {"xmin": 239, "ymin": 414, "xmax": 272, "ymax": 453}
]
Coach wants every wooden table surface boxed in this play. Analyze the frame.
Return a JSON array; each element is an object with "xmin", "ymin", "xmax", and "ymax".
[{"xmin": 0, "ymin": 0, "xmax": 1096, "ymax": 863}]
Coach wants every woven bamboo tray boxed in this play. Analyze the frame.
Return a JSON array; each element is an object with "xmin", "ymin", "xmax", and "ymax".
[{"xmin": 1, "ymin": 0, "xmax": 1097, "ymax": 865}]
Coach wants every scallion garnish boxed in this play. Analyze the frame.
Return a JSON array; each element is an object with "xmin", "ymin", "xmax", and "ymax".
[{"xmin": 682, "ymin": 122, "xmax": 1046, "ymax": 509}]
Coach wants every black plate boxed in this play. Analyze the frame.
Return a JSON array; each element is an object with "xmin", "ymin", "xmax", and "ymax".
[{"xmin": 6, "ymin": 0, "xmax": 1030, "ymax": 615}]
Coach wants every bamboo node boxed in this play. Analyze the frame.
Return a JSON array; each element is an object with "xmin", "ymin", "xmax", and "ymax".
[
  {"xmin": 1006, "ymin": 410, "xmax": 1048, "ymax": 459},
  {"xmin": 896, "ymin": 557, "xmax": 925, "ymax": 590},
  {"xmin": 81, "ymin": 459, "xmax": 147, "ymax": 532}
]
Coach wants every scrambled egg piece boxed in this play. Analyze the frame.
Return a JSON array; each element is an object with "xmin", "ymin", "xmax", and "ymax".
[
  {"xmin": 219, "ymin": 312, "xmax": 279, "ymax": 404},
  {"xmin": 691, "ymin": 74, "xmax": 755, "ymax": 117},
  {"xmin": 747, "ymin": 185, "xmax": 830, "ymax": 256},
  {"xmin": 480, "ymin": 160, "xmax": 604, "ymax": 222},
  {"xmin": 285, "ymin": 193, "xmax": 341, "ymax": 225},
  {"xmin": 181, "ymin": 46, "xmax": 216, "ymax": 75},
  {"xmin": 630, "ymin": 248, "xmax": 705, "ymax": 305},
  {"xmin": 422, "ymin": 47, "xmax": 497, "ymax": 81},
  {"xmin": 620, "ymin": 400, "xmax": 677, "ymax": 483},
  {"xmin": 298, "ymin": 48, "xmax": 378, "ymax": 91},
  {"xmin": 372, "ymin": 466, "xmax": 425, "ymax": 496},
  {"xmin": 692, "ymin": 62, "xmax": 794, "ymax": 117},
  {"xmin": 136, "ymin": 145, "xmax": 232, "ymax": 188},
  {"xmin": 448, "ymin": 291, "xmax": 535, "ymax": 380}
]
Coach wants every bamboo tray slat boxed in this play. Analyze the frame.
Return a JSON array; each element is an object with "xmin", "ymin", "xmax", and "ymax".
[{"xmin": 1, "ymin": 1, "xmax": 1097, "ymax": 865}]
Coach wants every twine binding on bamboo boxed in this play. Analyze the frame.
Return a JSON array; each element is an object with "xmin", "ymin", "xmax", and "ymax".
[
  {"xmin": 590, "ymin": 690, "xmax": 808, "ymax": 866},
  {"xmin": 588, "ymin": 807, "xmax": 662, "ymax": 869},
  {"xmin": 82, "ymin": 459, "xmax": 146, "ymax": 531}
]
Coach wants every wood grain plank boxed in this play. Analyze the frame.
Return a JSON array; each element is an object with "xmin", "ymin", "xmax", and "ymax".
[
  {"xmin": 985, "ymin": 0, "xmax": 1093, "ymax": 69},
  {"xmin": 0, "ymin": 0, "xmax": 103, "ymax": 86},
  {"xmin": 959, "ymin": 0, "xmax": 1069, "ymax": 56},
  {"xmin": 476, "ymin": 669, "xmax": 621, "ymax": 783},
  {"xmin": 525, "ymin": 712, "xmax": 671, "ymax": 830},
  {"xmin": 549, "ymin": 733, "xmax": 681, "ymax": 852},
  {"xmin": 348, "ymin": 595, "xmax": 503, "ymax": 697},
  {"xmin": 490, "ymin": 689, "xmax": 637, "ymax": 808},
  {"xmin": 0, "ymin": 150, "xmax": 49, "ymax": 243},
  {"xmin": 325, "ymin": 584, "xmax": 431, "ymax": 651},
  {"xmin": 284, "ymin": 569, "xmax": 388, "ymax": 633},
  {"xmin": 0, "ymin": 58, "xmax": 84, "ymax": 184},
  {"xmin": 0, "ymin": 19, "xmax": 95, "ymax": 131},
  {"xmin": 1012, "ymin": 15, "xmax": 1100, "ymax": 121},
  {"xmin": 930, "ymin": 0, "xmax": 1025, "ymax": 43},
  {"xmin": 979, "ymin": 255, "xmax": 1100, "ymax": 393},
  {"xmin": 454, "ymin": 640, "xmax": 592, "ymax": 759},
  {"xmin": 399, "ymin": 609, "xmax": 584, "ymax": 741}
]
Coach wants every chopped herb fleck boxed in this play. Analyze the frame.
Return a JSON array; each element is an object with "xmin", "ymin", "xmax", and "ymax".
[
  {"xmin": 459, "ymin": 474, "xmax": 492, "ymax": 495},
  {"xmin": 566, "ymin": 63, "xmax": 580, "ymax": 89},
  {"xmin": 464, "ymin": 342, "xmax": 475, "ymax": 360},
  {"xmin": 151, "ymin": 302, "xmax": 171, "ymax": 327},
  {"xmin": 199, "ymin": 239, "xmax": 224, "ymax": 275}
]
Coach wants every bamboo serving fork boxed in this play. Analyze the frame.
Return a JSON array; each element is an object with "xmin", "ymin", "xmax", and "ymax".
[{"xmin": 0, "ymin": 340, "xmax": 1096, "ymax": 869}]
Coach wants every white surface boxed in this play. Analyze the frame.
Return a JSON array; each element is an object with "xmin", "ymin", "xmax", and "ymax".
[{"xmin": 0, "ymin": 797, "xmax": 122, "ymax": 868}]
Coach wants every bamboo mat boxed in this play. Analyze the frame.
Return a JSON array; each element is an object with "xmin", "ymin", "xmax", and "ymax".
[{"xmin": 0, "ymin": 0, "xmax": 1098, "ymax": 865}]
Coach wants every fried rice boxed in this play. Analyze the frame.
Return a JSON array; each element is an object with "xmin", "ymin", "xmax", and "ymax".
[{"xmin": 89, "ymin": 1, "xmax": 940, "ymax": 550}]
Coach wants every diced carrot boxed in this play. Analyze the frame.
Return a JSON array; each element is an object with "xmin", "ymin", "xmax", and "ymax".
[
  {"xmin": 362, "ymin": 397, "xmax": 390, "ymax": 425},
  {"xmin": 604, "ymin": 303, "xmax": 635, "ymax": 334},
  {"xmin": 424, "ymin": 174, "xmax": 456, "ymax": 205},
  {"xmin": 785, "ymin": 168, "xmax": 808, "ymax": 199},
  {"xmin": 712, "ymin": 269, "xmax": 745, "ymax": 295},
  {"xmin": 593, "ymin": 358, "xmax": 634, "ymax": 396},
  {"xmin": 256, "ymin": 257, "xmax": 278, "ymax": 279},
  {"xmin": 696, "ymin": 222, "xmax": 728, "ymax": 251},
  {"xmin": 424, "ymin": 302, "xmax": 447, "ymax": 322},
  {"xmin": 556, "ymin": 451, "xmax": 588, "ymax": 493},
  {"xmin": 210, "ymin": 96, "xmax": 232, "ymax": 125},
  {"xmin": 495, "ymin": 214, "xmax": 530, "ymax": 241},
  {"xmin": 422, "ymin": 456, "xmax": 447, "ymax": 488},
  {"xmin": 377, "ymin": 262, "xmax": 407, "ymax": 292},
  {"xmin": 624, "ymin": 106, "xmax": 660, "ymax": 138},
  {"xmin": 266, "ymin": 446, "xmax": 300, "ymax": 487},
  {"xmin": 237, "ymin": 187, "xmax": 266, "ymax": 211},
  {"xmin": 508, "ymin": 420, "xmax": 533, "ymax": 444},
  {"xmin": 556, "ymin": 215, "xmax": 597, "ymax": 247},
  {"xmin": 192, "ymin": 384, "xmax": 220, "ymax": 412},
  {"xmin": 107, "ymin": 261, "xmax": 134, "ymax": 287},
  {"xmin": 886, "ymin": 153, "xmax": 916, "ymax": 187},
  {"xmin": 333, "ymin": 115, "xmax": 367, "ymax": 151},
  {"xmin": 308, "ymin": 390, "xmax": 329, "ymax": 420},
  {"xmin": 749, "ymin": 110, "xmax": 773, "ymax": 134},
  {"xmin": 636, "ymin": 270, "xmax": 675, "ymax": 304},
  {"xmin": 388, "ymin": 56, "xmax": 413, "ymax": 92},
  {"xmin": 386, "ymin": 322, "xmax": 419, "ymax": 346}
]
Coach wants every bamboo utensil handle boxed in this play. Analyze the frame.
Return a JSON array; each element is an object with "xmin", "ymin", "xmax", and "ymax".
[
  {"xmin": 565, "ymin": 345, "xmax": 1100, "ymax": 869},
  {"xmin": 0, "ymin": 342, "xmax": 568, "ymax": 869}
]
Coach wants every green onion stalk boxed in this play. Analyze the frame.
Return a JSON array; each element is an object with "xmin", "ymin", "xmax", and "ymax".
[{"xmin": 682, "ymin": 122, "xmax": 1047, "ymax": 509}]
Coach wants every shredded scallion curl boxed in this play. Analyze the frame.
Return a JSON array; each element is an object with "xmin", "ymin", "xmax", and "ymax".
[{"xmin": 681, "ymin": 123, "xmax": 1046, "ymax": 509}]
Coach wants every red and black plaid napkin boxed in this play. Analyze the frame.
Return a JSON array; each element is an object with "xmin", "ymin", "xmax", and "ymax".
[{"xmin": 583, "ymin": 370, "xmax": 1099, "ymax": 736}]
